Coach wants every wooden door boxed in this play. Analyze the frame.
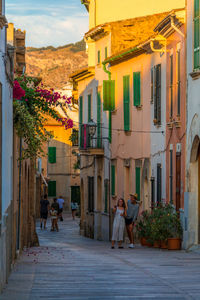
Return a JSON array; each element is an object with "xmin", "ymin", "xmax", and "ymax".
[{"xmin": 176, "ymin": 154, "xmax": 181, "ymax": 212}]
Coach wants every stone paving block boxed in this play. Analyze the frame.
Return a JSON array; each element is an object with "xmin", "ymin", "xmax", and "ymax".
[{"xmin": 1, "ymin": 214, "xmax": 200, "ymax": 300}]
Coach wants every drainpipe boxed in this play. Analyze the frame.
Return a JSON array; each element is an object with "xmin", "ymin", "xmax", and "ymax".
[
  {"xmin": 102, "ymin": 61, "xmax": 112, "ymax": 239},
  {"xmin": 102, "ymin": 62, "xmax": 111, "ymax": 80},
  {"xmin": 150, "ymin": 39, "xmax": 166, "ymax": 53},
  {"xmin": 171, "ymin": 16, "xmax": 185, "ymax": 38},
  {"xmin": 17, "ymin": 137, "xmax": 22, "ymax": 251}
]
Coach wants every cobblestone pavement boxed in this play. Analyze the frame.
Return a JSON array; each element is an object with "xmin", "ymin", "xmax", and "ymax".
[{"xmin": 1, "ymin": 214, "xmax": 200, "ymax": 300}]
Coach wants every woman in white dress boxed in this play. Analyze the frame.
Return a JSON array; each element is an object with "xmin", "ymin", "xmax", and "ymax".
[{"xmin": 111, "ymin": 198, "xmax": 126, "ymax": 249}]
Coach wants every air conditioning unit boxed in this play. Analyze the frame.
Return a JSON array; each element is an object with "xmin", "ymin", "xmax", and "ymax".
[
  {"xmin": 176, "ymin": 143, "xmax": 181, "ymax": 153},
  {"xmin": 124, "ymin": 159, "xmax": 130, "ymax": 167}
]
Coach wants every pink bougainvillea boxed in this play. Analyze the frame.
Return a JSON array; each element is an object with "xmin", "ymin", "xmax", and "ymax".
[{"xmin": 13, "ymin": 80, "xmax": 25, "ymax": 100}]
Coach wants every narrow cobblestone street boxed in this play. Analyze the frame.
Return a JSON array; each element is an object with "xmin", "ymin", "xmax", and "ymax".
[{"xmin": 1, "ymin": 215, "xmax": 200, "ymax": 300}]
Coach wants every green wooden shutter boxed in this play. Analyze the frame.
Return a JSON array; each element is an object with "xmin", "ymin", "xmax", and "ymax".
[
  {"xmin": 98, "ymin": 50, "xmax": 101, "ymax": 64},
  {"xmin": 48, "ymin": 181, "xmax": 56, "ymax": 197},
  {"xmin": 170, "ymin": 55, "xmax": 173, "ymax": 118},
  {"xmin": 133, "ymin": 72, "xmax": 141, "ymax": 106},
  {"xmin": 151, "ymin": 67, "xmax": 154, "ymax": 102},
  {"xmin": 105, "ymin": 47, "xmax": 108, "ymax": 59},
  {"xmin": 103, "ymin": 80, "xmax": 115, "ymax": 111},
  {"xmin": 48, "ymin": 147, "xmax": 56, "ymax": 163},
  {"xmin": 157, "ymin": 164, "xmax": 162, "ymax": 204},
  {"xmin": 109, "ymin": 111, "xmax": 112, "ymax": 143},
  {"xmin": 135, "ymin": 167, "xmax": 140, "ymax": 200},
  {"xmin": 88, "ymin": 94, "xmax": 91, "ymax": 122},
  {"xmin": 154, "ymin": 66, "xmax": 157, "ymax": 121},
  {"xmin": 123, "ymin": 75, "xmax": 130, "ymax": 131},
  {"xmin": 157, "ymin": 64, "xmax": 161, "ymax": 124},
  {"xmin": 111, "ymin": 165, "xmax": 115, "ymax": 196},
  {"xmin": 79, "ymin": 96, "xmax": 83, "ymax": 146},
  {"xmin": 97, "ymin": 92, "xmax": 101, "ymax": 148},
  {"xmin": 194, "ymin": 0, "xmax": 200, "ymax": 69}
]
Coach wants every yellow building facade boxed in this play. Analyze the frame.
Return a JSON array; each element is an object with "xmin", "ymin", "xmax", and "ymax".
[
  {"xmin": 84, "ymin": 0, "xmax": 185, "ymax": 29},
  {"xmin": 42, "ymin": 108, "xmax": 80, "ymax": 211}
]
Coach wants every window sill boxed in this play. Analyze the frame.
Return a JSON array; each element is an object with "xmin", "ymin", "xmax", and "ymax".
[{"xmin": 190, "ymin": 70, "xmax": 200, "ymax": 80}]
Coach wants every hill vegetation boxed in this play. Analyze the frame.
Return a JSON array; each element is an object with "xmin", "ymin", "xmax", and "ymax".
[{"xmin": 26, "ymin": 39, "xmax": 88, "ymax": 89}]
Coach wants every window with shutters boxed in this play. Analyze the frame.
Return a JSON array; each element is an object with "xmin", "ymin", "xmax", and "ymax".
[
  {"xmin": 135, "ymin": 167, "xmax": 141, "ymax": 200},
  {"xmin": 123, "ymin": 75, "xmax": 130, "ymax": 131},
  {"xmin": 79, "ymin": 96, "xmax": 83, "ymax": 147},
  {"xmin": 111, "ymin": 165, "xmax": 115, "ymax": 196},
  {"xmin": 194, "ymin": 0, "xmax": 200, "ymax": 70},
  {"xmin": 177, "ymin": 50, "xmax": 181, "ymax": 116},
  {"xmin": 97, "ymin": 92, "xmax": 101, "ymax": 148},
  {"xmin": 72, "ymin": 129, "xmax": 78, "ymax": 146},
  {"xmin": 88, "ymin": 94, "xmax": 92, "ymax": 122},
  {"xmin": 133, "ymin": 72, "xmax": 141, "ymax": 107},
  {"xmin": 88, "ymin": 176, "xmax": 94, "ymax": 212},
  {"xmin": 105, "ymin": 47, "xmax": 108, "ymax": 59},
  {"xmin": 170, "ymin": 55, "xmax": 173, "ymax": 118},
  {"xmin": 153, "ymin": 64, "xmax": 161, "ymax": 125},
  {"xmin": 169, "ymin": 149, "xmax": 173, "ymax": 204},
  {"xmin": 150, "ymin": 177, "xmax": 155, "ymax": 209},
  {"xmin": 48, "ymin": 147, "xmax": 56, "ymax": 164},
  {"xmin": 157, "ymin": 164, "xmax": 162, "ymax": 204},
  {"xmin": 48, "ymin": 181, "xmax": 56, "ymax": 197},
  {"xmin": 103, "ymin": 80, "xmax": 115, "ymax": 111},
  {"xmin": 97, "ymin": 50, "xmax": 101, "ymax": 64},
  {"xmin": 151, "ymin": 68, "xmax": 154, "ymax": 103}
]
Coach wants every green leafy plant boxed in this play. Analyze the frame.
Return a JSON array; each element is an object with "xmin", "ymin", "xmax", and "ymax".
[
  {"xmin": 13, "ymin": 76, "xmax": 73, "ymax": 159},
  {"xmin": 136, "ymin": 204, "xmax": 183, "ymax": 243}
]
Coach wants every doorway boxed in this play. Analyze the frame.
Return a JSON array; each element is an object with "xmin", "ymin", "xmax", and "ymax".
[{"xmin": 71, "ymin": 186, "xmax": 80, "ymax": 205}]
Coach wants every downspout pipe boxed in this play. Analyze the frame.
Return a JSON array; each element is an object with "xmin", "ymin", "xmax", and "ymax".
[
  {"xmin": 102, "ymin": 62, "xmax": 111, "ymax": 80},
  {"xmin": 171, "ymin": 16, "xmax": 185, "ymax": 38},
  {"xmin": 150, "ymin": 38, "xmax": 166, "ymax": 53}
]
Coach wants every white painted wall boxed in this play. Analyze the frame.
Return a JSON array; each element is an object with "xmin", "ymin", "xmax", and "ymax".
[
  {"xmin": 184, "ymin": 0, "xmax": 200, "ymax": 248},
  {"xmin": 0, "ymin": 2, "xmax": 13, "ymax": 216}
]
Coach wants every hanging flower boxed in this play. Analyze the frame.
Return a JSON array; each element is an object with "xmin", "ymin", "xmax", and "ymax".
[{"xmin": 13, "ymin": 80, "xmax": 25, "ymax": 100}]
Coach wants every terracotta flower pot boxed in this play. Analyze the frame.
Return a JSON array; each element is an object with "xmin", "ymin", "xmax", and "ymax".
[
  {"xmin": 161, "ymin": 240, "xmax": 168, "ymax": 249},
  {"xmin": 167, "ymin": 238, "xmax": 181, "ymax": 250},
  {"xmin": 146, "ymin": 241, "xmax": 153, "ymax": 247},
  {"xmin": 140, "ymin": 237, "xmax": 147, "ymax": 246},
  {"xmin": 153, "ymin": 241, "xmax": 161, "ymax": 248}
]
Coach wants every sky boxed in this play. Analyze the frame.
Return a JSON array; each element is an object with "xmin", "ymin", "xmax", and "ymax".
[{"xmin": 6, "ymin": 0, "xmax": 88, "ymax": 48}]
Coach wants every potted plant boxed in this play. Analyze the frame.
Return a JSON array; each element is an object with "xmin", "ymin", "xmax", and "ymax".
[
  {"xmin": 167, "ymin": 212, "xmax": 183, "ymax": 250},
  {"xmin": 136, "ymin": 210, "xmax": 151, "ymax": 246}
]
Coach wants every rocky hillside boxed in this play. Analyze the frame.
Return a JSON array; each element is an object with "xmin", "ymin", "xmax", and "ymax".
[{"xmin": 26, "ymin": 40, "xmax": 88, "ymax": 89}]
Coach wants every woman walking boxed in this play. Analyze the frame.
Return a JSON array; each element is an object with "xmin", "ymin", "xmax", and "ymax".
[{"xmin": 111, "ymin": 198, "xmax": 126, "ymax": 249}]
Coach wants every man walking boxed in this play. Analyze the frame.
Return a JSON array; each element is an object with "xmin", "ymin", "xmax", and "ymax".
[
  {"xmin": 40, "ymin": 194, "xmax": 49, "ymax": 229},
  {"xmin": 125, "ymin": 194, "xmax": 139, "ymax": 248},
  {"xmin": 57, "ymin": 195, "xmax": 64, "ymax": 221}
]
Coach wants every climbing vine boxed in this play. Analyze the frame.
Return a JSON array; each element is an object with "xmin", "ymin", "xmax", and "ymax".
[{"xmin": 13, "ymin": 76, "xmax": 73, "ymax": 159}]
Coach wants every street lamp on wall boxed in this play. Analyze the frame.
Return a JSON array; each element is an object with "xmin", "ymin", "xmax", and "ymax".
[{"xmin": 88, "ymin": 119, "xmax": 97, "ymax": 137}]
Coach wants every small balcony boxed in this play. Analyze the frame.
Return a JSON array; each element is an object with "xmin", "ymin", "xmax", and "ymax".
[{"xmin": 79, "ymin": 124, "xmax": 104, "ymax": 156}]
